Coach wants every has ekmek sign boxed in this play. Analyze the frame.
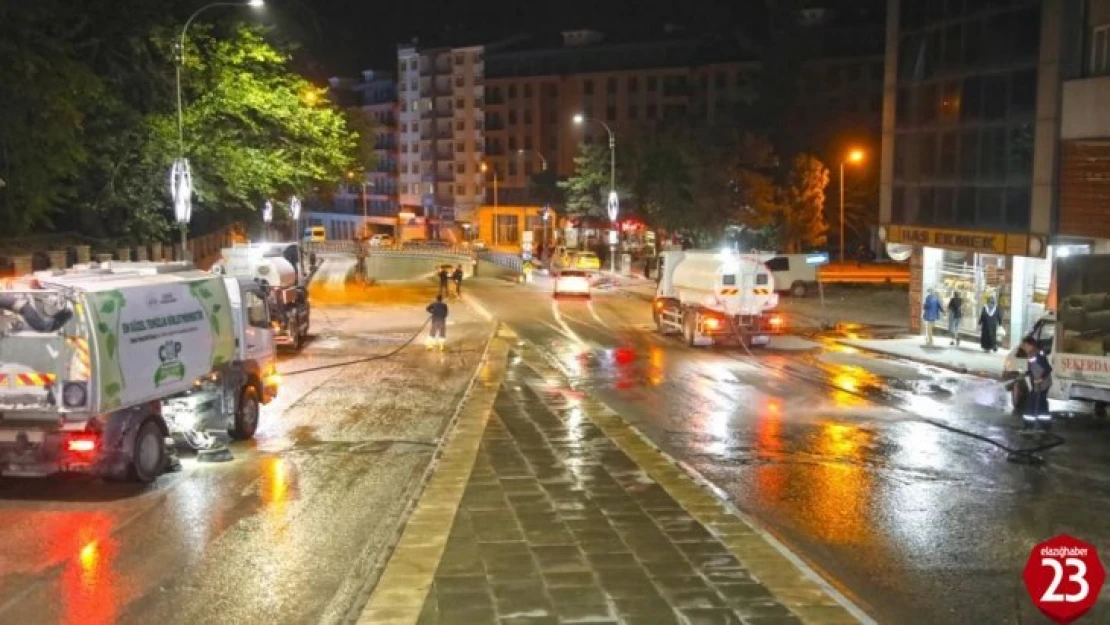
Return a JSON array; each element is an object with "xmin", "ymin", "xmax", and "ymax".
[{"xmin": 885, "ymin": 224, "xmax": 1044, "ymax": 258}]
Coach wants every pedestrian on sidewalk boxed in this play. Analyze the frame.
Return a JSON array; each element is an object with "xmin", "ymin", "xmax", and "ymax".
[
  {"xmin": 921, "ymin": 288, "xmax": 944, "ymax": 346},
  {"xmin": 978, "ymin": 296, "xmax": 1003, "ymax": 352},
  {"xmin": 946, "ymin": 290, "xmax": 964, "ymax": 346},
  {"xmin": 437, "ymin": 266, "xmax": 450, "ymax": 298},
  {"xmin": 452, "ymin": 264, "xmax": 464, "ymax": 297},
  {"xmin": 425, "ymin": 294, "xmax": 448, "ymax": 351},
  {"xmin": 1020, "ymin": 336, "xmax": 1053, "ymax": 431}
]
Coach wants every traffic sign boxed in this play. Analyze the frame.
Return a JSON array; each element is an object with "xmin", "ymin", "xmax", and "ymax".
[
  {"xmin": 1023, "ymin": 535, "xmax": 1105, "ymax": 624},
  {"xmin": 805, "ymin": 252, "xmax": 830, "ymax": 265}
]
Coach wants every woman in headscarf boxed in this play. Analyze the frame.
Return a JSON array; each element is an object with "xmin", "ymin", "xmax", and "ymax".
[{"xmin": 978, "ymin": 296, "xmax": 1003, "ymax": 352}]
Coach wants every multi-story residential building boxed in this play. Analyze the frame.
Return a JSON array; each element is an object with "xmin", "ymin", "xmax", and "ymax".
[
  {"xmin": 396, "ymin": 41, "xmax": 485, "ymax": 239},
  {"xmin": 313, "ymin": 71, "xmax": 399, "ymax": 240},
  {"xmin": 879, "ymin": 0, "xmax": 1110, "ymax": 343}
]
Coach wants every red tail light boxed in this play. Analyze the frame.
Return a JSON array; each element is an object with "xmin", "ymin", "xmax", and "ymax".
[
  {"xmin": 66, "ymin": 434, "xmax": 98, "ymax": 453},
  {"xmin": 769, "ymin": 315, "xmax": 784, "ymax": 327},
  {"xmin": 704, "ymin": 317, "xmax": 721, "ymax": 331}
]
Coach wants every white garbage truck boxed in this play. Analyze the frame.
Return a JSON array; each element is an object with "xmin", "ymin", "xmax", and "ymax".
[
  {"xmin": 213, "ymin": 242, "xmax": 311, "ymax": 350},
  {"xmin": 0, "ymin": 262, "xmax": 279, "ymax": 481},
  {"xmin": 653, "ymin": 249, "xmax": 783, "ymax": 347},
  {"xmin": 1004, "ymin": 253, "xmax": 1110, "ymax": 419}
]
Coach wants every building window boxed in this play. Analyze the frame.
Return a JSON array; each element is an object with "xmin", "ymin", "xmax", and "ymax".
[
  {"xmin": 508, "ymin": 84, "xmax": 517, "ymax": 98},
  {"xmin": 455, "ymin": 53, "xmax": 464, "ymax": 65},
  {"xmin": 456, "ymin": 98, "xmax": 465, "ymax": 109},
  {"xmin": 524, "ymin": 84, "xmax": 533, "ymax": 98},
  {"xmin": 457, "ymin": 141, "xmax": 464, "ymax": 152},
  {"xmin": 628, "ymin": 105, "xmax": 638, "ymax": 120},
  {"xmin": 1093, "ymin": 24, "xmax": 1110, "ymax": 75},
  {"xmin": 628, "ymin": 76, "xmax": 639, "ymax": 92},
  {"xmin": 646, "ymin": 104, "xmax": 657, "ymax": 119},
  {"xmin": 508, "ymin": 162, "xmax": 517, "ymax": 176},
  {"xmin": 457, "ymin": 120, "xmax": 464, "ymax": 131},
  {"xmin": 494, "ymin": 215, "xmax": 519, "ymax": 244},
  {"xmin": 524, "ymin": 136, "xmax": 533, "ymax": 150},
  {"xmin": 508, "ymin": 110, "xmax": 517, "ymax": 125},
  {"xmin": 715, "ymin": 71, "xmax": 726, "ymax": 88},
  {"xmin": 546, "ymin": 84, "xmax": 558, "ymax": 98},
  {"xmin": 606, "ymin": 106, "xmax": 616, "ymax": 121},
  {"xmin": 583, "ymin": 79, "xmax": 594, "ymax": 95},
  {"xmin": 509, "ymin": 136, "xmax": 517, "ymax": 150},
  {"xmin": 607, "ymin": 77, "xmax": 617, "ymax": 94},
  {"xmin": 524, "ymin": 110, "xmax": 532, "ymax": 124},
  {"xmin": 457, "ymin": 162, "xmax": 465, "ymax": 173},
  {"xmin": 647, "ymin": 75, "xmax": 658, "ymax": 91}
]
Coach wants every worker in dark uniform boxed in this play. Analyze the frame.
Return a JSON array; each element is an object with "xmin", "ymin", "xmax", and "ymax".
[
  {"xmin": 437, "ymin": 266, "xmax": 450, "ymax": 297},
  {"xmin": 425, "ymin": 294, "xmax": 448, "ymax": 351},
  {"xmin": 1020, "ymin": 336, "xmax": 1053, "ymax": 432},
  {"xmin": 451, "ymin": 264, "xmax": 464, "ymax": 297}
]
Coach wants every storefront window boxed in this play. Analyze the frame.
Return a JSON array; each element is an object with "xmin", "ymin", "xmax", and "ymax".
[{"xmin": 494, "ymin": 214, "xmax": 519, "ymax": 245}]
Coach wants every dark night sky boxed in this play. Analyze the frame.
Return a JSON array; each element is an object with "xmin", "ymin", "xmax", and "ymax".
[{"xmin": 264, "ymin": 0, "xmax": 771, "ymax": 78}]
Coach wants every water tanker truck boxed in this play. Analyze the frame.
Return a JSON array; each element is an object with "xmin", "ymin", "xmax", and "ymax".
[
  {"xmin": 653, "ymin": 250, "xmax": 783, "ymax": 347},
  {"xmin": 0, "ymin": 262, "xmax": 279, "ymax": 481},
  {"xmin": 212, "ymin": 242, "xmax": 311, "ymax": 350}
]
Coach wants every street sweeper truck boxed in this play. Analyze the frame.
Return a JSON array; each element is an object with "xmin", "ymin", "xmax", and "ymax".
[
  {"xmin": 653, "ymin": 249, "xmax": 783, "ymax": 347},
  {"xmin": 0, "ymin": 262, "xmax": 279, "ymax": 481},
  {"xmin": 1004, "ymin": 253, "xmax": 1110, "ymax": 419}
]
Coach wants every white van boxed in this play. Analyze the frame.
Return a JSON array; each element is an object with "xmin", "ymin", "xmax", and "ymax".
[{"xmin": 765, "ymin": 254, "xmax": 818, "ymax": 297}]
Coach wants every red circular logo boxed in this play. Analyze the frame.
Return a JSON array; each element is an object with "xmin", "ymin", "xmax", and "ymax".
[{"xmin": 1023, "ymin": 535, "xmax": 1106, "ymax": 624}]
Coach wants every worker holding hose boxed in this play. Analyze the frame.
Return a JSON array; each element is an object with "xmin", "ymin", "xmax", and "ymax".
[
  {"xmin": 425, "ymin": 294, "xmax": 449, "ymax": 351},
  {"xmin": 1020, "ymin": 336, "xmax": 1053, "ymax": 432}
]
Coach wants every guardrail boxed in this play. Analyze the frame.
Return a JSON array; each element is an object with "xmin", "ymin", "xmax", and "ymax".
[
  {"xmin": 304, "ymin": 241, "xmax": 476, "ymax": 259},
  {"xmin": 478, "ymin": 250, "xmax": 523, "ymax": 273},
  {"xmin": 817, "ymin": 261, "xmax": 910, "ymax": 285}
]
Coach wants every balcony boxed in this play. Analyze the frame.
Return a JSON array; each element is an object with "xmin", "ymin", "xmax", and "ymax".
[
  {"xmin": 420, "ymin": 110, "xmax": 435, "ymax": 120},
  {"xmin": 485, "ymin": 120, "xmax": 505, "ymax": 131},
  {"xmin": 1062, "ymin": 75, "xmax": 1110, "ymax": 139}
]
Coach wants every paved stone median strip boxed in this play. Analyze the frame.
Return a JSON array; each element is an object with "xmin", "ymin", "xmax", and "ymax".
[
  {"xmin": 356, "ymin": 326, "xmax": 515, "ymax": 625},
  {"xmin": 512, "ymin": 342, "xmax": 868, "ymax": 625}
]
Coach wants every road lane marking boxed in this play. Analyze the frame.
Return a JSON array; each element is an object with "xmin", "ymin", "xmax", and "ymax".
[
  {"xmin": 550, "ymin": 299, "xmax": 587, "ymax": 347},
  {"xmin": 586, "ymin": 300, "xmax": 610, "ymax": 329},
  {"xmin": 510, "ymin": 338, "xmax": 874, "ymax": 625},
  {"xmin": 355, "ymin": 327, "xmax": 510, "ymax": 625}
]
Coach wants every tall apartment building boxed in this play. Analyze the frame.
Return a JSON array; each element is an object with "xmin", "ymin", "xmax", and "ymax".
[
  {"xmin": 481, "ymin": 24, "xmax": 885, "ymax": 204},
  {"xmin": 879, "ymin": 0, "xmax": 1110, "ymax": 342},
  {"xmin": 397, "ymin": 42, "xmax": 486, "ymax": 233},
  {"xmin": 317, "ymin": 71, "xmax": 398, "ymax": 240}
]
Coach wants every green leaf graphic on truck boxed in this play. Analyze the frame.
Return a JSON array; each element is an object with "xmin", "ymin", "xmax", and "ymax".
[
  {"xmin": 188, "ymin": 279, "xmax": 234, "ymax": 368},
  {"xmin": 89, "ymin": 290, "xmax": 127, "ymax": 410}
]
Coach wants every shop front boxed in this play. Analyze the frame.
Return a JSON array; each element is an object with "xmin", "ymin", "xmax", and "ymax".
[{"xmin": 883, "ymin": 225, "xmax": 1049, "ymax": 348}]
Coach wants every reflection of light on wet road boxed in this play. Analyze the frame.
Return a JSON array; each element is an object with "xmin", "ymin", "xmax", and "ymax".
[
  {"xmin": 58, "ymin": 514, "xmax": 119, "ymax": 625},
  {"xmin": 647, "ymin": 345, "xmax": 665, "ymax": 386}
]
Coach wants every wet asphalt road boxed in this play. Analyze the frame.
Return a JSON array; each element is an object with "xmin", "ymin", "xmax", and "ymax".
[
  {"xmin": 468, "ymin": 277, "xmax": 1110, "ymax": 624},
  {"xmin": 0, "ymin": 278, "xmax": 492, "ymax": 625}
]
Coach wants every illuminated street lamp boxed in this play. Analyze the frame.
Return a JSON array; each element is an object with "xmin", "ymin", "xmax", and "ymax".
[
  {"xmin": 839, "ymin": 148, "xmax": 866, "ymax": 262},
  {"xmin": 172, "ymin": 0, "xmax": 265, "ymax": 256},
  {"xmin": 572, "ymin": 114, "xmax": 618, "ymax": 274}
]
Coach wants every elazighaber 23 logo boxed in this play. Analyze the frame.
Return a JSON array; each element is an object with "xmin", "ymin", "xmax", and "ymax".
[{"xmin": 1023, "ymin": 535, "xmax": 1106, "ymax": 624}]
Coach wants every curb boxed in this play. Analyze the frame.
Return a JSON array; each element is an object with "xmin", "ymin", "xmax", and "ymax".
[{"xmin": 834, "ymin": 339, "xmax": 1004, "ymax": 380}]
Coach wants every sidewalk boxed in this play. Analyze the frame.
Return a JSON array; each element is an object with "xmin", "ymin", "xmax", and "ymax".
[
  {"xmin": 360, "ymin": 327, "xmax": 863, "ymax": 625},
  {"xmin": 838, "ymin": 335, "xmax": 1007, "ymax": 379}
]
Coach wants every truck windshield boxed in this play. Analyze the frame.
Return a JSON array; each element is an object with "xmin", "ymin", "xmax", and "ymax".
[{"xmin": 246, "ymin": 292, "xmax": 270, "ymax": 329}]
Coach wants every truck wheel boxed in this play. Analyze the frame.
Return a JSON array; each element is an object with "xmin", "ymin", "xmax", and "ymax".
[
  {"xmin": 683, "ymin": 313, "xmax": 697, "ymax": 347},
  {"xmin": 129, "ymin": 420, "xmax": 166, "ymax": 483},
  {"xmin": 230, "ymin": 385, "xmax": 260, "ymax": 440},
  {"xmin": 292, "ymin": 323, "xmax": 304, "ymax": 350},
  {"xmin": 1095, "ymin": 402, "xmax": 1108, "ymax": 419},
  {"xmin": 791, "ymin": 281, "xmax": 808, "ymax": 297}
]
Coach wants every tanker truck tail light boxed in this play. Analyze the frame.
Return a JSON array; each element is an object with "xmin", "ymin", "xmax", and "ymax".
[
  {"xmin": 703, "ymin": 317, "xmax": 721, "ymax": 331},
  {"xmin": 654, "ymin": 300, "xmax": 664, "ymax": 310},
  {"xmin": 769, "ymin": 315, "xmax": 784, "ymax": 329},
  {"xmin": 66, "ymin": 433, "xmax": 99, "ymax": 453}
]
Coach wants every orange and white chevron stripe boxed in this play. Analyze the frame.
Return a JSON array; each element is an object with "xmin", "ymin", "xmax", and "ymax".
[
  {"xmin": 68, "ymin": 337, "xmax": 91, "ymax": 380},
  {"xmin": 719, "ymin": 288, "xmax": 739, "ymax": 295},
  {"xmin": 753, "ymin": 287, "xmax": 772, "ymax": 295}
]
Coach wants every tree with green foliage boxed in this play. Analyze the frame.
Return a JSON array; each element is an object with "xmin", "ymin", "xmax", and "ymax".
[
  {"xmin": 778, "ymin": 154, "xmax": 830, "ymax": 253},
  {"xmin": 558, "ymin": 143, "xmax": 616, "ymax": 222}
]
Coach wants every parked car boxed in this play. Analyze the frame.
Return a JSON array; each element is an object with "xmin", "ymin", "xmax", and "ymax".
[
  {"xmin": 764, "ymin": 254, "xmax": 819, "ymax": 297},
  {"xmin": 570, "ymin": 251, "xmax": 601, "ymax": 272},
  {"xmin": 554, "ymin": 270, "xmax": 592, "ymax": 298}
]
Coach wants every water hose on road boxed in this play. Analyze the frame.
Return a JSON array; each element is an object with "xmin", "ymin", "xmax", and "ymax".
[
  {"xmin": 279, "ymin": 317, "xmax": 431, "ymax": 377},
  {"xmin": 721, "ymin": 314, "xmax": 1065, "ymax": 465}
]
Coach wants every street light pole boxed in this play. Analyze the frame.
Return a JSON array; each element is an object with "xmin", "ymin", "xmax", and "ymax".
[
  {"xmin": 174, "ymin": 0, "xmax": 264, "ymax": 256},
  {"xmin": 839, "ymin": 148, "xmax": 865, "ymax": 262},
  {"xmin": 572, "ymin": 114, "xmax": 618, "ymax": 274}
]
